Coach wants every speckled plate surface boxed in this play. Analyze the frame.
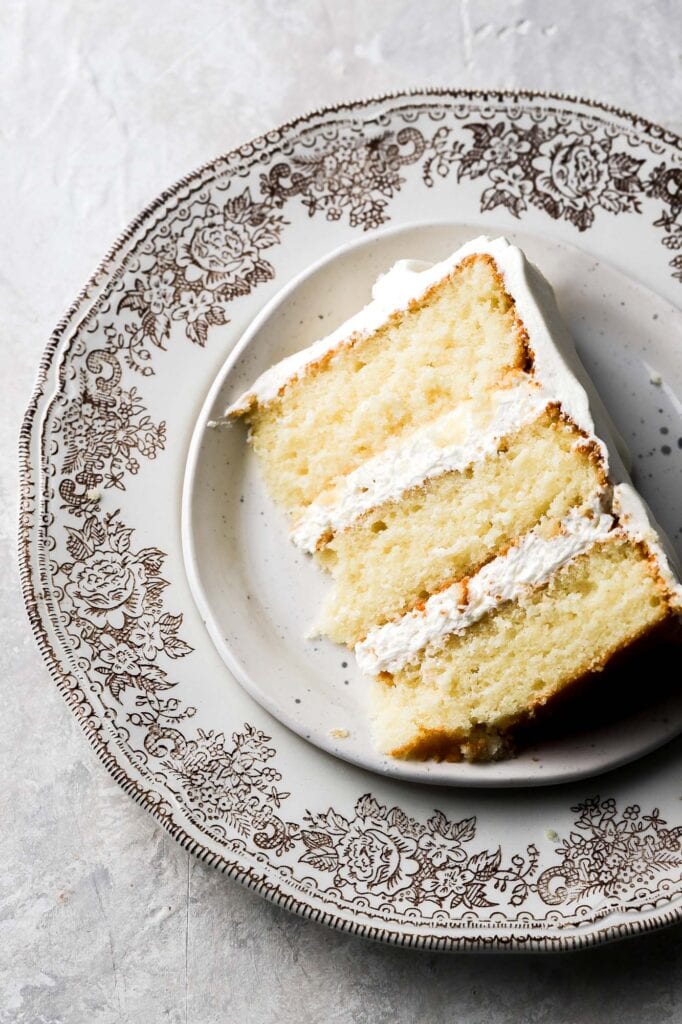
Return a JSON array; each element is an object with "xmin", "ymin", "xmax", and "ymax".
[{"xmin": 20, "ymin": 90, "xmax": 682, "ymax": 950}]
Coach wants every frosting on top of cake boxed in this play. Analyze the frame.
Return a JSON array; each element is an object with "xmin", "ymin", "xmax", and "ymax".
[{"xmin": 226, "ymin": 236, "xmax": 590, "ymax": 421}]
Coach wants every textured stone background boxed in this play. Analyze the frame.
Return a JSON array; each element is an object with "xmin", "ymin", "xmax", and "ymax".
[{"xmin": 2, "ymin": 2, "xmax": 682, "ymax": 1021}]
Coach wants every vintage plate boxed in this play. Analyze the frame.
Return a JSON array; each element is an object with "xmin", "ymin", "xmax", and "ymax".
[
  {"xmin": 183, "ymin": 220, "xmax": 682, "ymax": 788},
  {"xmin": 20, "ymin": 90, "xmax": 682, "ymax": 950}
]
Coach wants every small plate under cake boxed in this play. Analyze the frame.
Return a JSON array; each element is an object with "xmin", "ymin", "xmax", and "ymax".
[{"xmin": 183, "ymin": 221, "xmax": 682, "ymax": 787}]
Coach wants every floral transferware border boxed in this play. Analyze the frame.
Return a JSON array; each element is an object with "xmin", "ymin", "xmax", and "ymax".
[{"xmin": 20, "ymin": 91, "xmax": 682, "ymax": 948}]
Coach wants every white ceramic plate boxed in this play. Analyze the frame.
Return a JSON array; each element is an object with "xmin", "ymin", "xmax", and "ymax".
[
  {"xmin": 21, "ymin": 91, "xmax": 682, "ymax": 950},
  {"xmin": 183, "ymin": 220, "xmax": 682, "ymax": 788}
]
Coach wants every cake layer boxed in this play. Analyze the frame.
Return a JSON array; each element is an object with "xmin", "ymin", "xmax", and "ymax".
[
  {"xmin": 291, "ymin": 376, "xmax": 549, "ymax": 553},
  {"xmin": 233, "ymin": 255, "xmax": 530, "ymax": 512},
  {"xmin": 371, "ymin": 536, "xmax": 671, "ymax": 761},
  {"xmin": 313, "ymin": 409, "xmax": 606, "ymax": 646}
]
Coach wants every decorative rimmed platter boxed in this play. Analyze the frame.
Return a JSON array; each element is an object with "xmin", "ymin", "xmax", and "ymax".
[{"xmin": 20, "ymin": 90, "xmax": 682, "ymax": 951}]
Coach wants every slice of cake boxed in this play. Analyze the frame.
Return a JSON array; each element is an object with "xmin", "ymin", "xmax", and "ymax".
[
  {"xmin": 228, "ymin": 253, "xmax": 532, "ymax": 515},
  {"xmin": 226, "ymin": 236, "xmax": 682, "ymax": 762}
]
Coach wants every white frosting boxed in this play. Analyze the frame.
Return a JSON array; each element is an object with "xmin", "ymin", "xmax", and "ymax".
[
  {"xmin": 226, "ymin": 236, "xmax": 594, "ymax": 418},
  {"xmin": 290, "ymin": 379, "xmax": 551, "ymax": 552},
  {"xmin": 355, "ymin": 497, "xmax": 615, "ymax": 676}
]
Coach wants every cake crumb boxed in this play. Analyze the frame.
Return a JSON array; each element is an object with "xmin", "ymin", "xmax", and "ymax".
[
  {"xmin": 86, "ymin": 488, "xmax": 101, "ymax": 502},
  {"xmin": 545, "ymin": 829, "xmax": 559, "ymax": 842},
  {"xmin": 649, "ymin": 372, "xmax": 663, "ymax": 386},
  {"xmin": 329, "ymin": 728, "xmax": 349, "ymax": 739},
  {"xmin": 206, "ymin": 419, "xmax": 219, "ymax": 429}
]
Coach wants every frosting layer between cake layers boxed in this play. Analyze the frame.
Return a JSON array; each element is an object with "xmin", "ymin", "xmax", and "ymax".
[
  {"xmin": 355, "ymin": 494, "xmax": 616, "ymax": 676},
  {"xmin": 290, "ymin": 378, "xmax": 551, "ymax": 552}
]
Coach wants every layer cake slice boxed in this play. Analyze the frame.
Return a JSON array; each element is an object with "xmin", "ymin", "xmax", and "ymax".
[{"xmin": 226, "ymin": 236, "xmax": 682, "ymax": 762}]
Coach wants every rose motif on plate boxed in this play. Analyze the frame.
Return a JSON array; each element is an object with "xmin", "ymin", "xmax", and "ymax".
[
  {"xmin": 66, "ymin": 549, "xmax": 147, "ymax": 630},
  {"xmin": 117, "ymin": 188, "xmax": 285, "ymax": 350},
  {"xmin": 335, "ymin": 821, "xmax": 420, "ymax": 896},
  {"xmin": 176, "ymin": 188, "xmax": 286, "ymax": 295},
  {"xmin": 535, "ymin": 132, "xmax": 611, "ymax": 204}
]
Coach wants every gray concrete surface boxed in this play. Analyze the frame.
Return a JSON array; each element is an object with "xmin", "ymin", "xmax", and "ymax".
[{"xmin": 2, "ymin": 1, "xmax": 682, "ymax": 1021}]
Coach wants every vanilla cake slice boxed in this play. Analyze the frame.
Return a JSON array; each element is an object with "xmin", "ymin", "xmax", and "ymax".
[{"xmin": 226, "ymin": 236, "xmax": 682, "ymax": 762}]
